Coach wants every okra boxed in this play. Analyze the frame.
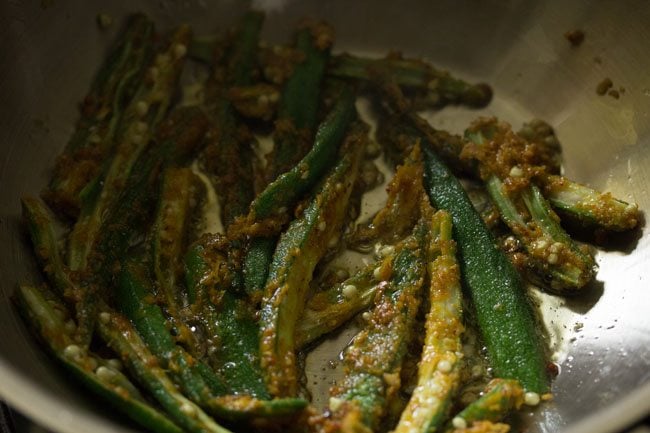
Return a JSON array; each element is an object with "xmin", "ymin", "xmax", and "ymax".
[
  {"xmin": 116, "ymin": 260, "xmax": 228, "ymax": 398},
  {"xmin": 14, "ymin": 284, "xmax": 183, "ymax": 433},
  {"xmin": 465, "ymin": 121, "xmax": 596, "ymax": 292},
  {"xmin": 260, "ymin": 126, "xmax": 365, "ymax": 397},
  {"xmin": 328, "ymin": 222, "xmax": 427, "ymax": 431},
  {"xmin": 77, "ymin": 107, "xmax": 207, "ymax": 347},
  {"xmin": 447, "ymin": 379, "xmax": 524, "ymax": 431},
  {"xmin": 265, "ymin": 22, "xmax": 332, "ymax": 182},
  {"xmin": 44, "ymin": 15, "xmax": 155, "ymax": 218},
  {"xmin": 201, "ymin": 12, "xmax": 264, "ymax": 229},
  {"xmin": 185, "ymin": 238, "xmax": 269, "ymax": 399},
  {"xmin": 119, "ymin": 259, "xmax": 307, "ymax": 419},
  {"xmin": 329, "ymin": 54, "xmax": 492, "ymax": 109},
  {"xmin": 348, "ymin": 144, "xmax": 425, "ymax": 250},
  {"xmin": 67, "ymin": 24, "xmax": 191, "ymax": 272},
  {"xmin": 398, "ymin": 117, "xmax": 549, "ymax": 394},
  {"xmin": 295, "ymin": 263, "xmax": 377, "ymax": 348},
  {"xmin": 247, "ymin": 87, "xmax": 356, "ymax": 223},
  {"xmin": 239, "ymin": 87, "xmax": 356, "ymax": 300},
  {"xmin": 152, "ymin": 167, "xmax": 203, "ymax": 343},
  {"xmin": 96, "ymin": 306, "xmax": 233, "ymax": 433},
  {"xmin": 20, "ymin": 197, "xmax": 96, "ymax": 346},
  {"xmin": 542, "ymin": 174, "xmax": 640, "ymax": 232},
  {"xmin": 394, "ymin": 209, "xmax": 464, "ymax": 433}
]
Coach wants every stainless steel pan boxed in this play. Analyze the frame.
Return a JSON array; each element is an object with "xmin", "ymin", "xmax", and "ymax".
[{"xmin": 0, "ymin": 1, "xmax": 648, "ymax": 432}]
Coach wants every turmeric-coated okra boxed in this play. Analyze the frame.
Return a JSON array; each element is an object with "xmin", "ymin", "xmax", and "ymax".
[
  {"xmin": 67, "ymin": 24, "xmax": 191, "ymax": 274},
  {"xmin": 44, "ymin": 14, "xmax": 155, "ymax": 218},
  {"xmin": 14, "ymin": 284, "xmax": 185, "ymax": 433},
  {"xmin": 394, "ymin": 209, "xmax": 464, "ymax": 433},
  {"xmin": 259, "ymin": 122, "xmax": 365, "ymax": 397},
  {"xmin": 464, "ymin": 119, "xmax": 596, "ymax": 293},
  {"xmin": 327, "ymin": 221, "xmax": 428, "ymax": 431}
]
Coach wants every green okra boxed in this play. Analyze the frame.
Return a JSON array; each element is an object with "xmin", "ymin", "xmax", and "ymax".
[
  {"xmin": 201, "ymin": 12, "xmax": 264, "ymax": 229},
  {"xmin": 466, "ymin": 123, "xmax": 596, "ymax": 293},
  {"xmin": 542, "ymin": 174, "xmax": 640, "ymax": 232},
  {"xmin": 152, "ymin": 166, "xmax": 204, "ymax": 348},
  {"xmin": 96, "ymin": 306, "xmax": 233, "ymax": 433},
  {"xmin": 73, "ymin": 107, "xmax": 207, "ymax": 348},
  {"xmin": 329, "ymin": 54, "xmax": 492, "ymax": 109},
  {"xmin": 44, "ymin": 14, "xmax": 155, "ymax": 218},
  {"xmin": 328, "ymin": 222, "xmax": 427, "ymax": 431},
  {"xmin": 21, "ymin": 197, "xmax": 95, "ymax": 346},
  {"xmin": 14, "ymin": 284, "xmax": 184, "ymax": 433},
  {"xmin": 242, "ymin": 236, "xmax": 277, "ymax": 299},
  {"xmin": 249, "ymin": 87, "xmax": 356, "ymax": 221},
  {"xmin": 121, "ymin": 258, "xmax": 307, "ymax": 420},
  {"xmin": 68, "ymin": 24, "xmax": 191, "ymax": 273},
  {"xmin": 240, "ymin": 87, "xmax": 356, "ymax": 300},
  {"xmin": 295, "ymin": 263, "xmax": 378, "ymax": 348},
  {"xmin": 116, "ymin": 259, "xmax": 228, "ymax": 399},
  {"xmin": 394, "ymin": 209, "xmax": 464, "ymax": 433},
  {"xmin": 405, "ymin": 119, "xmax": 549, "ymax": 394},
  {"xmin": 447, "ymin": 379, "xmax": 524, "ymax": 431},
  {"xmin": 184, "ymin": 238, "xmax": 269, "ymax": 399},
  {"xmin": 266, "ymin": 22, "xmax": 332, "ymax": 182},
  {"xmin": 260, "ymin": 126, "xmax": 365, "ymax": 397}
]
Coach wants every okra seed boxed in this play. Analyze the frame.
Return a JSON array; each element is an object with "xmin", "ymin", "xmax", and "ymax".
[
  {"xmin": 106, "ymin": 359, "xmax": 123, "ymax": 371},
  {"xmin": 524, "ymin": 391, "xmax": 541, "ymax": 406},
  {"xmin": 342, "ymin": 285, "xmax": 357, "ymax": 299},
  {"xmin": 548, "ymin": 242, "xmax": 562, "ymax": 254},
  {"xmin": 95, "ymin": 366, "xmax": 115, "ymax": 381},
  {"xmin": 63, "ymin": 344, "xmax": 82, "ymax": 359},
  {"xmin": 373, "ymin": 267, "xmax": 382, "ymax": 280},
  {"xmin": 452, "ymin": 417, "xmax": 467, "ymax": 429},
  {"xmin": 547, "ymin": 253, "xmax": 559, "ymax": 264},
  {"xmin": 318, "ymin": 221, "xmax": 327, "ymax": 231},
  {"xmin": 437, "ymin": 359, "xmax": 452, "ymax": 373},
  {"xmin": 509, "ymin": 166, "xmax": 523, "ymax": 177},
  {"xmin": 173, "ymin": 43, "xmax": 187, "ymax": 59},
  {"xmin": 180, "ymin": 402, "xmax": 196, "ymax": 416},
  {"xmin": 329, "ymin": 397, "xmax": 344, "ymax": 411},
  {"xmin": 535, "ymin": 239, "xmax": 548, "ymax": 251},
  {"xmin": 99, "ymin": 312, "xmax": 111, "ymax": 324},
  {"xmin": 64, "ymin": 320, "xmax": 76, "ymax": 334},
  {"xmin": 135, "ymin": 100, "xmax": 149, "ymax": 117}
]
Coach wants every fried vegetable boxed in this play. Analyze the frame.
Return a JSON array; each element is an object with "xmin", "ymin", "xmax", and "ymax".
[
  {"xmin": 381, "ymin": 114, "xmax": 549, "ymax": 394},
  {"xmin": 184, "ymin": 236, "xmax": 269, "ymax": 398},
  {"xmin": 238, "ymin": 87, "xmax": 356, "ymax": 298},
  {"xmin": 394, "ymin": 209, "xmax": 464, "ymax": 433},
  {"xmin": 201, "ymin": 11, "xmax": 264, "ymax": 229},
  {"xmin": 329, "ymin": 53, "xmax": 492, "ymax": 109},
  {"xmin": 43, "ymin": 15, "xmax": 155, "ymax": 218},
  {"xmin": 260, "ymin": 126, "xmax": 365, "ymax": 397},
  {"xmin": 265, "ymin": 21, "xmax": 333, "ymax": 182},
  {"xmin": 14, "ymin": 284, "xmax": 184, "ymax": 433},
  {"xmin": 464, "ymin": 119, "xmax": 596, "ymax": 293},
  {"xmin": 327, "ymin": 221, "xmax": 427, "ymax": 431},
  {"xmin": 447, "ymin": 379, "xmax": 524, "ymax": 431},
  {"xmin": 67, "ymin": 25, "xmax": 191, "ymax": 272}
]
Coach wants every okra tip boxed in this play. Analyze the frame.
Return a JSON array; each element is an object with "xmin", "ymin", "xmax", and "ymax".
[{"xmin": 463, "ymin": 82, "xmax": 493, "ymax": 108}]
